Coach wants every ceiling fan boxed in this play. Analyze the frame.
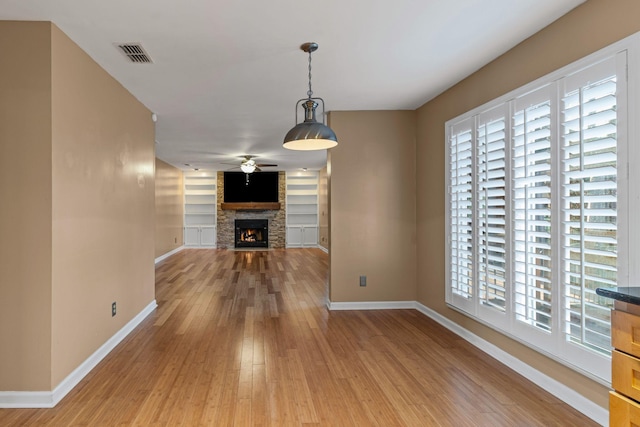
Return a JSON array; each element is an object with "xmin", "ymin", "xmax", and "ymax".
[{"xmin": 225, "ymin": 155, "xmax": 278, "ymax": 174}]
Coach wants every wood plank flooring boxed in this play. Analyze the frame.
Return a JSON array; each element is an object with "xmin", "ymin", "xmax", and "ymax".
[{"xmin": 0, "ymin": 248, "xmax": 598, "ymax": 426}]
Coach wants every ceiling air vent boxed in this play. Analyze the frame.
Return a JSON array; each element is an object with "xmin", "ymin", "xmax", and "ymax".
[{"xmin": 116, "ymin": 43, "xmax": 153, "ymax": 63}]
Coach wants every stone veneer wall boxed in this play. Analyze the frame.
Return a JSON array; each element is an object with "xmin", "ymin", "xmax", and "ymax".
[{"xmin": 216, "ymin": 171, "xmax": 286, "ymax": 249}]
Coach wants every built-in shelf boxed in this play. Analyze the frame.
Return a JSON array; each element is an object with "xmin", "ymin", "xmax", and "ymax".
[
  {"xmin": 221, "ymin": 202, "xmax": 281, "ymax": 211},
  {"xmin": 286, "ymin": 171, "xmax": 318, "ymax": 248},
  {"xmin": 184, "ymin": 171, "xmax": 217, "ymax": 247}
]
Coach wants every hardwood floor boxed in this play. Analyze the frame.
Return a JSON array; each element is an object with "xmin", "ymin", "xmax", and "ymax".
[{"xmin": 0, "ymin": 248, "xmax": 598, "ymax": 426}]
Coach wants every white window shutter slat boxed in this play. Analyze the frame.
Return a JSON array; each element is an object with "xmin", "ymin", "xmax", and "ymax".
[{"xmin": 561, "ymin": 63, "xmax": 617, "ymax": 355}]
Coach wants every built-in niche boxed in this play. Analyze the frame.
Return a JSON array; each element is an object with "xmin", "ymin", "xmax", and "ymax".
[{"xmin": 216, "ymin": 171, "xmax": 286, "ymax": 249}]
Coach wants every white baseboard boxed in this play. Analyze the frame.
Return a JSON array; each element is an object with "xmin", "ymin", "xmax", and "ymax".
[
  {"xmin": 327, "ymin": 300, "xmax": 415, "ymax": 311},
  {"xmin": 0, "ymin": 300, "xmax": 157, "ymax": 408},
  {"xmin": 325, "ymin": 299, "xmax": 607, "ymax": 426},
  {"xmin": 155, "ymin": 246, "xmax": 184, "ymax": 264},
  {"xmin": 318, "ymin": 245, "xmax": 329, "ymax": 254}
]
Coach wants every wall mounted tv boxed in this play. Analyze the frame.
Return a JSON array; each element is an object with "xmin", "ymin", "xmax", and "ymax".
[{"xmin": 223, "ymin": 171, "xmax": 279, "ymax": 203}]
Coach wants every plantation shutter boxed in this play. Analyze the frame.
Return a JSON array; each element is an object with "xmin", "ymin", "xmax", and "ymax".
[
  {"xmin": 445, "ymin": 41, "xmax": 632, "ymax": 381},
  {"xmin": 512, "ymin": 87, "xmax": 553, "ymax": 332},
  {"xmin": 560, "ymin": 57, "xmax": 618, "ymax": 355},
  {"xmin": 449, "ymin": 119, "xmax": 475, "ymax": 305},
  {"xmin": 477, "ymin": 108, "xmax": 507, "ymax": 312}
]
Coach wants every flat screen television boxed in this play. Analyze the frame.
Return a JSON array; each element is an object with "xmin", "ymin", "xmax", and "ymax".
[{"xmin": 223, "ymin": 171, "xmax": 279, "ymax": 203}]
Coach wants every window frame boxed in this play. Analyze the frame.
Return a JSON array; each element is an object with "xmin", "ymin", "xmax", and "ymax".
[{"xmin": 445, "ymin": 33, "xmax": 639, "ymax": 384}]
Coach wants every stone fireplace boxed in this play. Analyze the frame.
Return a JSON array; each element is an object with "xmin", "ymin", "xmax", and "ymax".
[{"xmin": 216, "ymin": 171, "xmax": 286, "ymax": 249}]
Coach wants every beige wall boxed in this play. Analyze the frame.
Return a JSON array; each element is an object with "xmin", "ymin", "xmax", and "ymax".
[
  {"xmin": 155, "ymin": 159, "xmax": 184, "ymax": 258},
  {"xmin": 0, "ymin": 22, "xmax": 53, "ymax": 391},
  {"xmin": 329, "ymin": 111, "xmax": 416, "ymax": 302},
  {"xmin": 318, "ymin": 166, "xmax": 329, "ymax": 251},
  {"xmin": 0, "ymin": 21, "xmax": 156, "ymax": 391},
  {"xmin": 50, "ymin": 24, "xmax": 156, "ymax": 388},
  {"xmin": 416, "ymin": 0, "xmax": 640, "ymax": 410}
]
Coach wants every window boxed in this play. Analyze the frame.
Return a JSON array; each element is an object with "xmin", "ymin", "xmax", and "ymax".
[
  {"xmin": 513, "ymin": 89, "xmax": 553, "ymax": 333},
  {"xmin": 446, "ymin": 38, "xmax": 634, "ymax": 382},
  {"xmin": 561, "ymin": 68, "xmax": 619, "ymax": 357}
]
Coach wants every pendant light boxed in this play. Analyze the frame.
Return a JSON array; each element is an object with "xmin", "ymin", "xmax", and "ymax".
[{"xmin": 283, "ymin": 42, "xmax": 338, "ymax": 151}]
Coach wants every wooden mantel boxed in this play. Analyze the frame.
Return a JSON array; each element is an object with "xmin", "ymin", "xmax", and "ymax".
[{"xmin": 221, "ymin": 202, "xmax": 281, "ymax": 211}]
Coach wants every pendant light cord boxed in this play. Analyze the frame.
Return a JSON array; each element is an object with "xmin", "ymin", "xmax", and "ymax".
[{"xmin": 307, "ymin": 49, "xmax": 313, "ymax": 99}]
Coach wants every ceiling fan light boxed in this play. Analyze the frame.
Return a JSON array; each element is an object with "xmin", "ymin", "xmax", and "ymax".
[{"xmin": 240, "ymin": 161, "xmax": 256, "ymax": 173}]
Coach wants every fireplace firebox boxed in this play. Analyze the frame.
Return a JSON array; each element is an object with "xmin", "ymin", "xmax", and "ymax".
[{"xmin": 235, "ymin": 219, "xmax": 268, "ymax": 248}]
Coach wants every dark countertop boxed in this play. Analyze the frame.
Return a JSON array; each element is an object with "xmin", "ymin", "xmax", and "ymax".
[{"xmin": 596, "ymin": 287, "xmax": 640, "ymax": 305}]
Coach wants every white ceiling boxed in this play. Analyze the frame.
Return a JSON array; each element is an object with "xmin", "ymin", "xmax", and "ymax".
[{"xmin": 0, "ymin": 0, "xmax": 585, "ymax": 172}]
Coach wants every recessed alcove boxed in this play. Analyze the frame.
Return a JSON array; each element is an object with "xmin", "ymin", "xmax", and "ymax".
[{"xmin": 216, "ymin": 171, "xmax": 286, "ymax": 249}]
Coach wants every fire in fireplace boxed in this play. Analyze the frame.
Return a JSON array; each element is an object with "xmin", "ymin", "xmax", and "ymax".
[{"xmin": 235, "ymin": 219, "xmax": 268, "ymax": 248}]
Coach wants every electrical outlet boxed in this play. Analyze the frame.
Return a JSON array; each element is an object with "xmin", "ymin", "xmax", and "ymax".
[
  {"xmin": 359, "ymin": 275, "xmax": 367, "ymax": 287},
  {"xmin": 112, "ymin": 302, "xmax": 117, "ymax": 317}
]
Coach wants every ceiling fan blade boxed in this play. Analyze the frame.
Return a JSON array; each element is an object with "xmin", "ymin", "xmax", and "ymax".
[{"xmin": 218, "ymin": 155, "xmax": 276, "ymax": 172}]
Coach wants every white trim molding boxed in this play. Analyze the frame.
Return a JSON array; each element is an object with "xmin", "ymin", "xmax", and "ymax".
[
  {"xmin": 0, "ymin": 300, "xmax": 157, "ymax": 408},
  {"xmin": 327, "ymin": 300, "xmax": 415, "ymax": 311},
  {"xmin": 155, "ymin": 246, "xmax": 185, "ymax": 264}
]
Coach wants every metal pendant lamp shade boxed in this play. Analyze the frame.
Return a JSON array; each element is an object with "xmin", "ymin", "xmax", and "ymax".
[
  {"xmin": 283, "ymin": 99, "xmax": 337, "ymax": 150},
  {"xmin": 283, "ymin": 42, "xmax": 338, "ymax": 151}
]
